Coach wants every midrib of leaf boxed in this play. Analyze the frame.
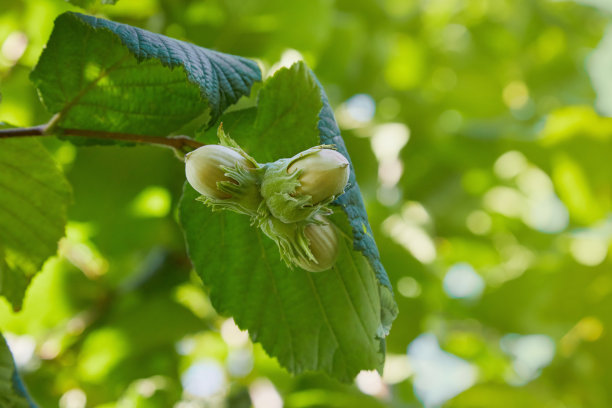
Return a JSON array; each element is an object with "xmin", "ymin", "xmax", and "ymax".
[
  {"xmin": 254, "ymin": 229, "xmax": 296, "ymax": 369},
  {"xmin": 251, "ymin": 222, "xmax": 379, "ymax": 378},
  {"xmin": 53, "ymin": 53, "xmax": 131, "ymax": 126},
  {"xmin": 297, "ymin": 232, "xmax": 379, "ymax": 377},
  {"xmin": 303, "ymin": 271, "xmax": 348, "ymax": 377}
]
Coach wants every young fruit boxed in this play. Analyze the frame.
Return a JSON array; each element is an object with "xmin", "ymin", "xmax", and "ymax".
[
  {"xmin": 258, "ymin": 215, "xmax": 339, "ymax": 272},
  {"xmin": 185, "ymin": 144, "xmax": 261, "ymax": 216},
  {"xmin": 185, "ymin": 145, "xmax": 248, "ymax": 199},
  {"xmin": 288, "ymin": 149, "xmax": 350, "ymax": 204},
  {"xmin": 294, "ymin": 216, "xmax": 339, "ymax": 272},
  {"xmin": 260, "ymin": 146, "xmax": 350, "ymax": 223}
]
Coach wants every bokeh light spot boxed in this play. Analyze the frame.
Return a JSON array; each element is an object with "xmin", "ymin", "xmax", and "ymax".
[
  {"xmin": 356, "ymin": 370, "xmax": 386, "ymax": 397},
  {"xmin": 221, "ymin": 318, "xmax": 250, "ymax": 348},
  {"xmin": 501, "ymin": 334, "xmax": 555, "ymax": 385},
  {"xmin": 503, "ymin": 81, "xmax": 529, "ymax": 110},
  {"xmin": 494, "ymin": 151, "xmax": 527, "ymax": 180},
  {"xmin": 385, "ymin": 35, "xmax": 424, "ymax": 90},
  {"xmin": 397, "ymin": 276, "xmax": 422, "ymax": 298},
  {"xmin": 466, "ymin": 210, "xmax": 492, "ymax": 235},
  {"xmin": 1, "ymin": 31, "xmax": 28, "ymax": 63},
  {"xmin": 130, "ymin": 186, "xmax": 172, "ymax": 218},
  {"xmin": 182, "ymin": 359, "xmax": 227, "ymax": 399},
  {"xmin": 250, "ymin": 379, "xmax": 283, "ymax": 408},
  {"xmin": 408, "ymin": 333, "xmax": 477, "ymax": 407},
  {"xmin": 59, "ymin": 388, "xmax": 87, "ymax": 408},
  {"xmin": 570, "ymin": 236, "xmax": 608, "ymax": 266},
  {"xmin": 345, "ymin": 93, "xmax": 376, "ymax": 123},
  {"xmin": 443, "ymin": 263, "xmax": 485, "ymax": 299}
]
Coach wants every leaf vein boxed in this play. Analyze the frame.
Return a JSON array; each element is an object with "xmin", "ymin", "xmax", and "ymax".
[
  {"xmin": 0, "ymin": 160, "xmax": 68, "ymax": 199},
  {"xmin": 255, "ymin": 230, "xmax": 296, "ymax": 370},
  {"xmin": 303, "ymin": 272, "xmax": 351, "ymax": 379},
  {"xmin": 0, "ymin": 180, "xmax": 65, "ymax": 231}
]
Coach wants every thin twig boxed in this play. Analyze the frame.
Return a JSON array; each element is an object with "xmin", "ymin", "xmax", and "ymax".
[
  {"xmin": 0, "ymin": 125, "xmax": 46, "ymax": 137},
  {"xmin": 62, "ymin": 129, "xmax": 204, "ymax": 151},
  {"xmin": 0, "ymin": 124, "xmax": 204, "ymax": 153}
]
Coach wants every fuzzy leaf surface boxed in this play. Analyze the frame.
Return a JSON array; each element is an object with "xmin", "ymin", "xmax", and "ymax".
[{"xmin": 30, "ymin": 12, "xmax": 261, "ymax": 141}]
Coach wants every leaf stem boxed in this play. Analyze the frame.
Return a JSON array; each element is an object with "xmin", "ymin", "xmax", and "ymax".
[{"xmin": 0, "ymin": 124, "xmax": 204, "ymax": 153}]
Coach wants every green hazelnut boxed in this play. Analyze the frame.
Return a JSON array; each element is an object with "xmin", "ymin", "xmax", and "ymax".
[
  {"xmin": 294, "ymin": 216, "xmax": 339, "ymax": 272},
  {"xmin": 185, "ymin": 144, "xmax": 261, "ymax": 216},
  {"xmin": 288, "ymin": 148, "xmax": 350, "ymax": 204}
]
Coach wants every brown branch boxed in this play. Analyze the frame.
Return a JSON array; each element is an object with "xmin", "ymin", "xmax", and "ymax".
[
  {"xmin": 0, "ymin": 125, "xmax": 46, "ymax": 137},
  {"xmin": 0, "ymin": 124, "xmax": 204, "ymax": 152},
  {"xmin": 62, "ymin": 129, "xmax": 204, "ymax": 151}
]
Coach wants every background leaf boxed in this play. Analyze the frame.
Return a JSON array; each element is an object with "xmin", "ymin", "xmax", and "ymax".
[
  {"xmin": 0, "ymin": 138, "xmax": 71, "ymax": 310},
  {"xmin": 67, "ymin": 0, "xmax": 119, "ymax": 11},
  {"xmin": 30, "ymin": 12, "xmax": 261, "ymax": 140},
  {"xmin": 179, "ymin": 62, "xmax": 396, "ymax": 381}
]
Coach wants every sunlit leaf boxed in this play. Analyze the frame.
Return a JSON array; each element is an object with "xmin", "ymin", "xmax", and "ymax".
[
  {"xmin": 30, "ymin": 12, "xmax": 261, "ymax": 141},
  {"xmin": 0, "ymin": 138, "xmax": 71, "ymax": 310}
]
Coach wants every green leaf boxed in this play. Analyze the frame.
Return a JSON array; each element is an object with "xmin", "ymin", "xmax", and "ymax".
[
  {"xmin": 179, "ymin": 62, "xmax": 397, "ymax": 381},
  {"xmin": 30, "ymin": 12, "xmax": 261, "ymax": 140},
  {"xmin": 0, "ymin": 138, "xmax": 71, "ymax": 310},
  {"xmin": 313, "ymin": 76, "xmax": 398, "ymax": 334},
  {"xmin": 180, "ymin": 185, "xmax": 382, "ymax": 381},
  {"xmin": 252, "ymin": 62, "xmax": 323, "ymax": 162},
  {"xmin": 0, "ymin": 333, "xmax": 37, "ymax": 408}
]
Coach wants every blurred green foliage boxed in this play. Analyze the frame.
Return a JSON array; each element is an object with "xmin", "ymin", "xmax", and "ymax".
[{"xmin": 1, "ymin": 0, "xmax": 612, "ymax": 407}]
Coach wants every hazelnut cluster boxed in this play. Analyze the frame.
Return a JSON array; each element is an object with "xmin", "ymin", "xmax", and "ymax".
[{"xmin": 185, "ymin": 126, "xmax": 350, "ymax": 272}]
